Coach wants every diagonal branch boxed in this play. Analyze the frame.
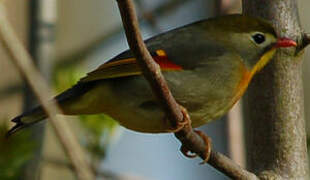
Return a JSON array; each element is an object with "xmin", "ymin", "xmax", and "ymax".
[
  {"xmin": 115, "ymin": 0, "xmax": 258, "ymax": 179},
  {"xmin": 117, "ymin": 0, "xmax": 183, "ymax": 128},
  {"xmin": 0, "ymin": 4, "xmax": 95, "ymax": 180}
]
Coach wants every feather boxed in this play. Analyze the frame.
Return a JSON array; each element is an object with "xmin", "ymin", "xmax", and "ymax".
[{"xmin": 79, "ymin": 50, "xmax": 183, "ymax": 83}]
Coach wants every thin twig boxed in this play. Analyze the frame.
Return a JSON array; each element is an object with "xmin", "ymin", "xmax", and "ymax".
[
  {"xmin": 296, "ymin": 33, "xmax": 310, "ymax": 54},
  {"xmin": 116, "ymin": 0, "xmax": 183, "ymax": 132},
  {"xmin": 115, "ymin": 0, "xmax": 258, "ymax": 179},
  {"xmin": 0, "ymin": 5, "xmax": 95, "ymax": 180}
]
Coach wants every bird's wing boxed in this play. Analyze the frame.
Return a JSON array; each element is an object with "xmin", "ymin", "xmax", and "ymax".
[
  {"xmin": 80, "ymin": 22, "xmax": 228, "ymax": 83},
  {"xmin": 79, "ymin": 49, "xmax": 183, "ymax": 83}
]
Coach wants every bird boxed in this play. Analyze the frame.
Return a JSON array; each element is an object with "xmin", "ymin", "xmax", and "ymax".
[{"xmin": 7, "ymin": 14, "xmax": 296, "ymax": 139}]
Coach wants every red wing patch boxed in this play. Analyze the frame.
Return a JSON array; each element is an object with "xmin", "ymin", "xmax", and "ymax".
[
  {"xmin": 79, "ymin": 49, "xmax": 182, "ymax": 83},
  {"xmin": 153, "ymin": 50, "xmax": 183, "ymax": 71}
]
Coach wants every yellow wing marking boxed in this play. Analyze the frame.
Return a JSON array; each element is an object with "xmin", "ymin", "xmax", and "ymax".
[
  {"xmin": 79, "ymin": 49, "xmax": 183, "ymax": 83},
  {"xmin": 79, "ymin": 58, "xmax": 142, "ymax": 83}
]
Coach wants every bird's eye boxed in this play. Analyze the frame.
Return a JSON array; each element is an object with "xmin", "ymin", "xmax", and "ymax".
[{"xmin": 252, "ymin": 33, "xmax": 266, "ymax": 44}]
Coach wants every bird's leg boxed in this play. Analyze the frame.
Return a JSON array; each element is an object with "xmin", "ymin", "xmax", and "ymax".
[
  {"xmin": 164, "ymin": 105, "xmax": 191, "ymax": 132},
  {"xmin": 178, "ymin": 106, "xmax": 212, "ymax": 163},
  {"xmin": 180, "ymin": 130, "xmax": 212, "ymax": 163},
  {"xmin": 165, "ymin": 105, "xmax": 212, "ymax": 163}
]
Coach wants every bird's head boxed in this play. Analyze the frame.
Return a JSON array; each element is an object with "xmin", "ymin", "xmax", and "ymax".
[{"xmin": 203, "ymin": 14, "xmax": 297, "ymax": 74}]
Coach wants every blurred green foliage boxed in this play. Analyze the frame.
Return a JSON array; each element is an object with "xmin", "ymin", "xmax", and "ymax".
[
  {"xmin": 0, "ymin": 122, "xmax": 35, "ymax": 180},
  {"xmin": 0, "ymin": 62, "xmax": 121, "ymax": 180},
  {"xmin": 53, "ymin": 65, "xmax": 120, "ymax": 159}
]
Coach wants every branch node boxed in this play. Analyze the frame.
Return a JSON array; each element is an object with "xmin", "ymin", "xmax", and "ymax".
[{"xmin": 296, "ymin": 32, "xmax": 310, "ymax": 55}]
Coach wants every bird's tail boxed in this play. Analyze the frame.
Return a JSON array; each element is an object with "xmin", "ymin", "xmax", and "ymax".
[
  {"xmin": 6, "ymin": 105, "xmax": 46, "ymax": 137},
  {"xmin": 6, "ymin": 81, "xmax": 97, "ymax": 137}
]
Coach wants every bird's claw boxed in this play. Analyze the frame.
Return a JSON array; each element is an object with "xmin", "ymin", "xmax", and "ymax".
[
  {"xmin": 165, "ymin": 105, "xmax": 212, "ymax": 163},
  {"xmin": 180, "ymin": 144, "xmax": 197, "ymax": 158},
  {"xmin": 165, "ymin": 105, "xmax": 191, "ymax": 132},
  {"xmin": 195, "ymin": 130, "xmax": 212, "ymax": 164},
  {"xmin": 180, "ymin": 130, "xmax": 212, "ymax": 164}
]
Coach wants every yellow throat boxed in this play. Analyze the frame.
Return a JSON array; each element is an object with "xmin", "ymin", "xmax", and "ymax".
[{"xmin": 251, "ymin": 48, "xmax": 277, "ymax": 76}]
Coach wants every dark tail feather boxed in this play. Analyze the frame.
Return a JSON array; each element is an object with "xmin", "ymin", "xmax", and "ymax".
[
  {"xmin": 6, "ymin": 106, "xmax": 46, "ymax": 137},
  {"xmin": 6, "ymin": 82, "xmax": 97, "ymax": 137},
  {"xmin": 6, "ymin": 116, "xmax": 26, "ymax": 138}
]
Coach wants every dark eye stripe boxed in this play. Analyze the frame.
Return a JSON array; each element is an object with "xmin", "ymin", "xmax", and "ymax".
[{"xmin": 252, "ymin": 33, "xmax": 265, "ymax": 44}]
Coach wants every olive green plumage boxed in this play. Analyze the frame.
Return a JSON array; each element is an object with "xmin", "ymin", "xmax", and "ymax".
[{"xmin": 7, "ymin": 14, "xmax": 296, "ymax": 136}]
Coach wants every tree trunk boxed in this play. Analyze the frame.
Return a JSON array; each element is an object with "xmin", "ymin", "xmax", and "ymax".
[
  {"xmin": 22, "ymin": 0, "xmax": 56, "ymax": 179},
  {"xmin": 21, "ymin": 1, "xmax": 45, "ymax": 179},
  {"xmin": 242, "ymin": 1, "xmax": 309, "ymax": 179}
]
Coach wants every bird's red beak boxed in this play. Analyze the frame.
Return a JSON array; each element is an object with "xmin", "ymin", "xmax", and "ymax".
[{"xmin": 275, "ymin": 37, "xmax": 297, "ymax": 48}]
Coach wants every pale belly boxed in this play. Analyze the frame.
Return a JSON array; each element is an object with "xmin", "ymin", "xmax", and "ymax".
[{"xmin": 64, "ymin": 69, "xmax": 241, "ymax": 133}]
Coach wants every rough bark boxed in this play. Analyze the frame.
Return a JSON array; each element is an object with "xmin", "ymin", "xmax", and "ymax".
[{"xmin": 242, "ymin": 1, "xmax": 309, "ymax": 179}]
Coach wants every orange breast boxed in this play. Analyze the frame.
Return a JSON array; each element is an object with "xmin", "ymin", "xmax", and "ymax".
[{"xmin": 231, "ymin": 64, "xmax": 253, "ymax": 106}]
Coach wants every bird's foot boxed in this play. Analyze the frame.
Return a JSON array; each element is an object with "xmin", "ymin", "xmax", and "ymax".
[
  {"xmin": 180, "ymin": 130, "xmax": 212, "ymax": 164},
  {"xmin": 165, "ymin": 105, "xmax": 191, "ymax": 132},
  {"xmin": 164, "ymin": 105, "xmax": 212, "ymax": 163}
]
